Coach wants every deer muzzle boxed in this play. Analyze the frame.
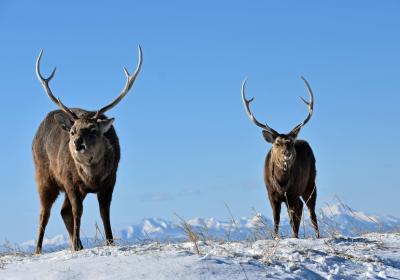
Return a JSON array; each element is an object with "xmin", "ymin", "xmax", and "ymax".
[{"xmin": 74, "ymin": 138, "xmax": 86, "ymax": 152}]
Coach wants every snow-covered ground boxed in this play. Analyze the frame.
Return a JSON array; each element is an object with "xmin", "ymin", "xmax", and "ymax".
[
  {"xmin": 1, "ymin": 233, "xmax": 400, "ymax": 279},
  {"xmin": 1, "ymin": 203, "xmax": 399, "ymax": 279}
]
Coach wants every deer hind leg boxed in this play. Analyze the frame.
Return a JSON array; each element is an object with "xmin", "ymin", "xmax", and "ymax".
[
  {"xmin": 61, "ymin": 195, "xmax": 82, "ymax": 249},
  {"xmin": 35, "ymin": 185, "xmax": 59, "ymax": 254},
  {"xmin": 303, "ymin": 186, "xmax": 320, "ymax": 238},
  {"xmin": 97, "ymin": 190, "xmax": 114, "ymax": 245}
]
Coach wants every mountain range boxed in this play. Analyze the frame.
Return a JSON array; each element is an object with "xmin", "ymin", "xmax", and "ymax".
[{"xmin": 15, "ymin": 202, "xmax": 400, "ymax": 252}]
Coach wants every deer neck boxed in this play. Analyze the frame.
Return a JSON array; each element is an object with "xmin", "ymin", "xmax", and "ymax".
[
  {"xmin": 272, "ymin": 161, "xmax": 291, "ymax": 185},
  {"xmin": 72, "ymin": 140, "xmax": 113, "ymax": 185},
  {"xmin": 271, "ymin": 149, "xmax": 294, "ymax": 174},
  {"xmin": 269, "ymin": 157, "xmax": 293, "ymax": 194}
]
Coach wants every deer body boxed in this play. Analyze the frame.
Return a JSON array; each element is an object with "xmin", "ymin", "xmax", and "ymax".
[
  {"xmin": 242, "ymin": 77, "xmax": 319, "ymax": 238},
  {"xmin": 264, "ymin": 139, "xmax": 318, "ymax": 238},
  {"xmin": 33, "ymin": 47, "xmax": 142, "ymax": 253},
  {"xmin": 33, "ymin": 110, "xmax": 120, "ymax": 193},
  {"xmin": 33, "ymin": 110, "xmax": 120, "ymax": 252}
]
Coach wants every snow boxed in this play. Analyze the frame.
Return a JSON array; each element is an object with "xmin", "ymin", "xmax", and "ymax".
[
  {"xmin": 1, "ymin": 203, "xmax": 400, "ymax": 279},
  {"xmin": 1, "ymin": 233, "xmax": 400, "ymax": 279}
]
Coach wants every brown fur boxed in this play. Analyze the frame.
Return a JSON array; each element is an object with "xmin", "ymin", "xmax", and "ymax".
[
  {"xmin": 263, "ymin": 132, "xmax": 319, "ymax": 238},
  {"xmin": 33, "ymin": 47, "xmax": 141, "ymax": 253},
  {"xmin": 241, "ymin": 77, "xmax": 318, "ymax": 238},
  {"xmin": 32, "ymin": 109, "xmax": 120, "ymax": 253}
]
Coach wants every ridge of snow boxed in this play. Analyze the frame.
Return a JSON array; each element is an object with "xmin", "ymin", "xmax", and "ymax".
[{"xmin": 1, "ymin": 233, "xmax": 400, "ymax": 279}]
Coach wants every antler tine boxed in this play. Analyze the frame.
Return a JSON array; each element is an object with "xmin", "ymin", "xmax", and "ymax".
[
  {"xmin": 241, "ymin": 79, "xmax": 278, "ymax": 135},
  {"xmin": 290, "ymin": 76, "xmax": 314, "ymax": 133},
  {"xmin": 36, "ymin": 49, "xmax": 78, "ymax": 120},
  {"xmin": 94, "ymin": 45, "xmax": 143, "ymax": 119}
]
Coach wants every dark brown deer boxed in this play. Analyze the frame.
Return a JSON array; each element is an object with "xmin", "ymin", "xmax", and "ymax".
[
  {"xmin": 241, "ymin": 77, "xmax": 319, "ymax": 238},
  {"xmin": 32, "ymin": 47, "xmax": 142, "ymax": 253}
]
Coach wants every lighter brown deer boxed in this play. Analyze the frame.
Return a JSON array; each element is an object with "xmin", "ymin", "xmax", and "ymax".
[{"xmin": 33, "ymin": 47, "xmax": 142, "ymax": 253}]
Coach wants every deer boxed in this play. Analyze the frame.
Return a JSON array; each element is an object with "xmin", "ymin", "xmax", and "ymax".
[
  {"xmin": 32, "ymin": 46, "xmax": 142, "ymax": 253},
  {"xmin": 241, "ymin": 76, "xmax": 319, "ymax": 239}
]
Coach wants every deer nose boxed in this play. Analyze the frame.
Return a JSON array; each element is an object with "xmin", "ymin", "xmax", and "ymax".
[
  {"xmin": 74, "ymin": 138, "xmax": 85, "ymax": 151},
  {"xmin": 284, "ymin": 150, "xmax": 292, "ymax": 159}
]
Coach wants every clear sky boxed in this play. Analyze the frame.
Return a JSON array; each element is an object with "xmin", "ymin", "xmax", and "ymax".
[{"xmin": 0, "ymin": 0, "xmax": 399, "ymax": 242}]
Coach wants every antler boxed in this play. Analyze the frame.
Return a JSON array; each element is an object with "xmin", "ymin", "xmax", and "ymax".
[
  {"xmin": 36, "ymin": 50, "xmax": 78, "ymax": 120},
  {"xmin": 289, "ymin": 76, "xmax": 314, "ymax": 134},
  {"xmin": 241, "ymin": 79, "xmax": 279, "ymax": 135},
  {"xmin": 94, "ymin": 45, "xmax": 143, "ymax": 119}
]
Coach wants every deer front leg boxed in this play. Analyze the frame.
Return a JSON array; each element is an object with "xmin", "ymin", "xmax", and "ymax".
[
  {"xmin": 270, "ymin": 199, "xmax": 282, "ymax": 239},
  {"xmin": 97, "ymin": 190, "xmax": 114, "ymax": 245},
  {"xmin": 67, "ymin": 190, "xmax": 84, "ymax": 251},
  {"xmin": 61, "ymin": 195, "xmax": 84, "ymax": 249}
]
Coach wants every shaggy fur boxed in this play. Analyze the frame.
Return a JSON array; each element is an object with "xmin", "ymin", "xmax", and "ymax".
[
  {"xmin": 263, "ymin": 132, "xmax": 319, "ymax": 238},
  {"xmin": 32, "ymin": 109, "xmax": 120, "ymax": 253},
  {"xmin": 241, "ymin": 76, "xmax": 319, "ymax": 239}
]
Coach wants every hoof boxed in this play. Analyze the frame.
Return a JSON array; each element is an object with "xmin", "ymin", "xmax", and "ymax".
[
  {"xmin": 72, "ymin": 240, "xmax": 83, "ymax": 251},
  {"xmin": 105, "ymin": 239, "xmax": 115, "ymax": 246}
]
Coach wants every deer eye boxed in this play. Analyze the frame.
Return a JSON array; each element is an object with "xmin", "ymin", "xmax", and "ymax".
[
  {"xmin": 70, "ymin": 130, "xmax": 75, "ymax": 136},
  {"xmin": 87, "ymin": 127, "xmax": 97, "ymax": 136}
]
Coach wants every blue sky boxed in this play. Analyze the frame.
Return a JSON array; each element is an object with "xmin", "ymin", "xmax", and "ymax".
[{"xmin": 0, "ymin": 0, "xmax": 399, "ymax": 242}]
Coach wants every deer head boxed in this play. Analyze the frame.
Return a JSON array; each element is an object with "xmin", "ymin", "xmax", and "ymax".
[
  {"xmin": 36, "ymin": 47, "xmax": 143, "ymax": 165},
  {"xmin": 241, "ymin": 77, "xmax": 314, "ymax": 171}
]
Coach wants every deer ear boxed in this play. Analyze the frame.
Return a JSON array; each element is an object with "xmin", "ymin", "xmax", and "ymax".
[
  {"xmin": 98, "ymin": 118, "xmax": 114, "ymax": 133},
  {"xmin": 54, "ymin": 114, "xmax": 74, "ymax": 131},
  {"xmin": 262, "ymin": 130, "xmax": 277, "ymax": 143}
]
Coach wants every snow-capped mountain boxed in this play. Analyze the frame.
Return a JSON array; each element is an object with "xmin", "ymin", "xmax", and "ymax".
[
  {"xmin": 119, "ymin": 215, "xmax": 274, "ymax": 243},
  {"xmin": 318, "ymin": 202, "xmax": 400, "ymax": 236},
  {"xmin": 16, "ymin": 203, "xmax": 400, "ymax": 252}
]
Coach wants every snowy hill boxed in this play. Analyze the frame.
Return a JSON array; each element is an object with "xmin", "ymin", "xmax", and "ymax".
[
  {"xmin": 1, "ymin": 203, "xmax": 400, "ymax": 279},
  {"xmin": 14, "ymin": 202, "xmax": 400, "ymax": 253},
  {"xmin": 1, "ymin": 233, "xmax": 400, "ymax": 279}
]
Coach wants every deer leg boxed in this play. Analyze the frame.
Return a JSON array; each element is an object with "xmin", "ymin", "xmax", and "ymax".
[
  {"xmin": 303, "ymin": 187, "xmax": 320, "ymax": 238},
  {"xmin": 67, "ymin": 191, "xmax": 84, "ymax": 251},
  {"xmin": 36, "ymin": 188, "xmax": 59, "ymax": 254},
  {"xmin": 292, "ymin": 198, "xmax": 303, "ymax": 238},
  {"xmin": 97, "ymin": 190, "xmax": 114, "ymax": 245},
  {"xmin": 270, "ymin": 199, "xmax": 281, "ymax": 239},
  {"xmin": 61, "ymin": 195, "xmax": 82, "ymax": 249},
  {"xmin": 285, "ymin": 196, "xmax": 303, "ymax": 238}
]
